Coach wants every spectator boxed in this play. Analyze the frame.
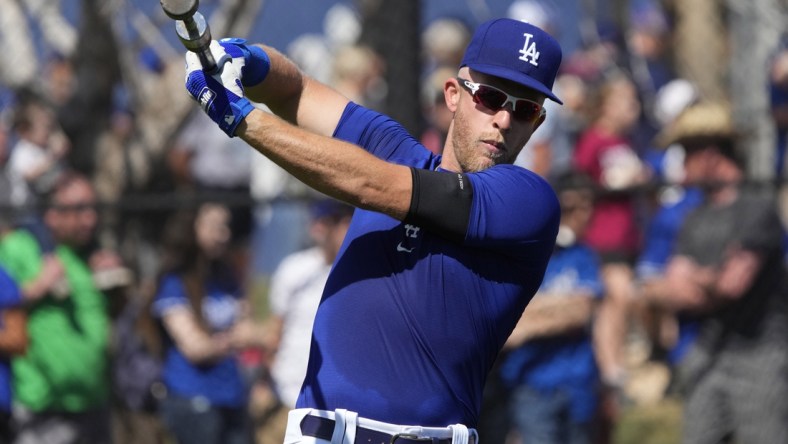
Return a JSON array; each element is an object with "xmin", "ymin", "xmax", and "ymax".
[
  {"xmin": 0, "ymin": 266, "xmax": 26, "ymax": 443},
  {"xmin": 635, "ymin": 186, "xmax": 703, "ymax": 366},
  {"xmin": 770, "ymin": 42, "xmax": 788, "ymax": 228},
  {"xmin": 634, "ymin": 78, "xmax": 702, "ymax": 369},
  {"xmin": 8, "ymin": 95, "xmax": 69, "ymax": 199},
  {"xmin": 515, "ymin": 73, "xmax": 589, "ymax": 180},
  {"xmin": 110, "ymin": 282, "xmax": 171, "ymax": 444},
  {"xmin": 253, "ymin": 198, "xmax": 353, "ymax": 443},
  {"xmin": 500, "ymin": 172, "xmax": 604, "ymax": 444},
  {"xmin": 572, "ymin": 73, "xmax": 650, "ymax": 401},
  {"xmin": 7, "ymin": 95, "xmax": 69, "ymax": 258},
  {"xmin": 249, "ymin": 153, "xmax": 318, "ymax": 302},
  {"xmin": 624, "ymin": 2, "xmax": 680, "ymax": 161},
  {"xmin": 93, "ymin": 105, "xmax": 150, "ymax": 250},
  {"xmin": 421, "ymin": 17, "xmax": 471, "ymax": 75},
  {"xmin": 168, "ymin": 111, "xmax": 254, "ymax": 281},
  {"xmin": 656, "ymin": 102, "xmax": 788, "ymax": 443},
  {"xmin": 0, "ymin": 116, "xmax": 31, "ymax": 234},
  {"xmin": 420, "ymin": 66, "xmax": 456, "ymax": 154},
  {"xmin": 769, "ymin": 41, "xmax": 787, "ymax": 177},
  {"xmin": 625, "ymin": 2, "xmax": 674, "ymax": 108},
  {"xmin": 330, "ymin": 44, "xmax": 385, "ymax": 110},
  {"xmin": 419, "ymin": 17, "xmax": 471, "ymax": 155},
  {"xmin": 150, "ymin": 201, "xmax": 253, "ymax": 444},
  {"xmin": 0, "ymin": 171, "xmax": 113, "ymax": 444}
]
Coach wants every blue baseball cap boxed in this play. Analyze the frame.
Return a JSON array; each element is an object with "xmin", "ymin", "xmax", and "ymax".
[
  {"xmin": 310, "ymin": 198, "xmax": 354, "ymax": 221},
  {"xmin": 461, "ymin": 18, "xmax": 563, "ymax": 104}
]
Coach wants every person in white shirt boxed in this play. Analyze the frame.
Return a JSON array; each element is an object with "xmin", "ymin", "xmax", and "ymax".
[{"xmin": 252, "ymin": 198, "xmax": 352, "ymax": 444}]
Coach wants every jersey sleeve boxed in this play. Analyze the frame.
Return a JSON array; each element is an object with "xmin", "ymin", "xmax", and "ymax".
[
  {"xmin": 151, "ymin": 274, "xmax": 189, "ymax": 318},
  {"xmin": 465, "ymin": 165, "xmax": 560, "ymax": 261},
  {"xmin": 332, "ymin": 103, "xmax": 436, "ymax": 169}
]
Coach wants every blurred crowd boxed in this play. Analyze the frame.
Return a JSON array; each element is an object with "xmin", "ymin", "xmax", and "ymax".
[{"xmin": 0, "ymin": 0, "xmax": 786, "ymax": 443}]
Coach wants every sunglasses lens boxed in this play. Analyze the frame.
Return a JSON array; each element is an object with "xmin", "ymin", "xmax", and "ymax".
[
  {"xmin": 474, "ymin": 86, "xmax": 507, "ymax": 111},
  {"xmin": 472, "ymin": 84, "xmax": 541, "ymax": 122},
  {"xmin": 513, "ymin": 100, "xmax": 542, "ymax": 121}
]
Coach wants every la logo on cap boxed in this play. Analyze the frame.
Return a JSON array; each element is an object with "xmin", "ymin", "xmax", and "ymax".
[
  {"xmin": 519, "ymin": 33, "xmax": 540, "ymax": 66},
  {"xmin": 459, "ymin": 18, "xmax": 563, "ymax": 103}
]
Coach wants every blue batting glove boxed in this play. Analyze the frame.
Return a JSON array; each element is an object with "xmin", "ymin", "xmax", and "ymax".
[
  {"xmin": 185, "ymin": 41, "xmax": 255, "ymax": 137},
  {"xmin": 218, "ymin": 38, "xmax": 271, "ymax": 87}
]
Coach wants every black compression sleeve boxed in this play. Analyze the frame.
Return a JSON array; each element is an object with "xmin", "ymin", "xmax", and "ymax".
[{"xmin": 405, "ymin": 167, "xmax": 473, "ymax": 243}]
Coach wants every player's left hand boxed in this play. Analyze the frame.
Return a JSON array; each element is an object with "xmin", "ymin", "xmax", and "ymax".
[
  {"xmin": 217, "ymin": 38, "xmax": 270, "ymax": 87},
  {"xmin": 185, "ymin": 40, "xmax": 255, "ymax": 137}
]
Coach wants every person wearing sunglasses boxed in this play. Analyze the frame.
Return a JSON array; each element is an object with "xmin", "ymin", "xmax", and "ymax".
[{"xmin": 180, "ymin": 17, "xmax": 563, "ymax": 444}]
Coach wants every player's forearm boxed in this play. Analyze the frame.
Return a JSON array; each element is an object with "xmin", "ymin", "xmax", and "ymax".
[
  {"xmin": 244, "ymin": 45, "xmax": 348, "ymax": 137},
  {"xmin": 244, "ymin": 45, "xmax": 304, "ymax": 122},
  {"xmin": 237, "ymin": 109, "xmax": 412, "ymax": 220}
]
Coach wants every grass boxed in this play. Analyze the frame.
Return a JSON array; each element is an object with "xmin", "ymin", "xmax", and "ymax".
[{"xmin": 613, "ymin": 397, "xmax": 683, "ymax": 444}]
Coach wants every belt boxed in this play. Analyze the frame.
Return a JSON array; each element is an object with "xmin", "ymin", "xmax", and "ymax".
[{"xmin": 300, "ymin": 414, "xmax": 473, "ymax": 444}]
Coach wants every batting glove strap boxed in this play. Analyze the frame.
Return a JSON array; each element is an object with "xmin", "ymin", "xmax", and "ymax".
[
  {"xmin": 185, "ymin": 60, "xmax": 254, "ymax": 137},
  {"xmin": 219, "ymin": 38, "xmax": 270, "ymax": 87}
]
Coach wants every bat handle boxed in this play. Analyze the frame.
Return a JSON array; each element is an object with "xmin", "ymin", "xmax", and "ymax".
[
  {"xmin": 197, "ymin": 47, "xmax": 217, "ymax": 73},
  {"xmin": 175, "ymin": 11, "xmax": 217, "ymax": 73}
]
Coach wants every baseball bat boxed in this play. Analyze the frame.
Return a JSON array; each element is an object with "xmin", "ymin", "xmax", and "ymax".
[{"xmin": 160, "ymin": 0, "xmax": 217, "ymax": 72}]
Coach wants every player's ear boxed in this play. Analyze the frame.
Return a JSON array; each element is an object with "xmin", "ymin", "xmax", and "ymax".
[{"xmin": 445, "ymin": 78, "xmax": 460, "ymax": 112}]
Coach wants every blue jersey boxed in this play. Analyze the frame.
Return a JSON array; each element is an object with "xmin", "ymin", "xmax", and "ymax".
[
  {"xmin": 152, "ymin": 272, "xmax": 247, "ymax": 408},
  {"xmin": 636, "ymin": 187, "xmax": 703, "ymax": 279},
  {"xmin": 0, "ymin": 266, "xmax": 22, "ymax": 412},
  {"xmin": 296, "ymin": 104, "xmax": 560, "ymax": 427},
  {"xmin": 500, "ymin": 243, "xmax": 603, "ymax": 422},
  {"xmin": 635, "ymin": 187, "xmax": 703, "ymax": 364}
]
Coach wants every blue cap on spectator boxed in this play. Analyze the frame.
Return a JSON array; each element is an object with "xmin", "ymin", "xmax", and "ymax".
[
  {"xmin": 310, "ymin": 198, "xmax": 354, "ymax": 221},
  {"xmin": 461, "ymin": 18, "xmax": 563, "ymax": 104}
]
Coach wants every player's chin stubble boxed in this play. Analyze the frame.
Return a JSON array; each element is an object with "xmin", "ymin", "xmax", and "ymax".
[{"xmin": 450, "ymin": 107, "xmax": 497, "ymax": 173}]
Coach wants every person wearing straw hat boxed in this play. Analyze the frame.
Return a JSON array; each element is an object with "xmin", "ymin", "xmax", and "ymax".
[{"xmin": 651, "ymin": 102, "xmax": 788, "ymax": 444}]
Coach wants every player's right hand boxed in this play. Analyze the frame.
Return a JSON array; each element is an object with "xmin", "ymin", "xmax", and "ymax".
[{"xmin": 185, "ymin": 41, "xmax": 255, "ymax": 137}]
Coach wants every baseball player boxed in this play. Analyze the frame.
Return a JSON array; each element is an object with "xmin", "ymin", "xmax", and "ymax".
[{"xmin": 182, "ymin": 18, "xmax": 563, "ymax": 444}]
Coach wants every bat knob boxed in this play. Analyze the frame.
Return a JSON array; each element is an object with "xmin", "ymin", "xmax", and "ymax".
[{"xmin": 160, "ymin": 0, "xmax": 199, "ymax": 21}]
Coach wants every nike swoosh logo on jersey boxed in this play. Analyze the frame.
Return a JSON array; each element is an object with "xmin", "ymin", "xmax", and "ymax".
[{"xmin": 396, "ymin": 242, "xmax": 414, "ymax": 253}]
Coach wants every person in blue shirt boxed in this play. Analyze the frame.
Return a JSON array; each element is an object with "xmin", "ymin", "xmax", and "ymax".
[
  {"xmin": 635, "ymin": 186, "xmax": 703, "ymax": 366},
  {"xmin": 180, "ymin": 18, "xmax": 563, "ymax": 444},
  {"xmin": 151, "ymin": 202, "xmax": 252, "ymax": 444},
  {"xmin": 0, "ymin": 266, "xmax": 25, "ymax": 443},
  {"xmin": 500, "ymin": 172, "xmax": 604, "ymax": 444}
]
